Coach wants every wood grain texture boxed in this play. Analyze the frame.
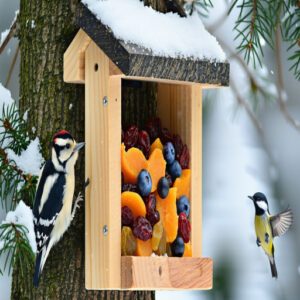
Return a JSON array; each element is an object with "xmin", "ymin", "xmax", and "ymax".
[
  {"xmin": 85, "ymin": 40, "xmax": 121, "ymax": 289},
  {"xmin": 63, "ymin": 29, "xmax": 91, "ymax": 83},
  {"xmin": 76, "ymin": 3, "xmax": 230, "ymax": 86},
  {"xmin": 121, "ymin": 257, "xmax": 212, "ymax": 290},
  {"xmin": 157, "ymin": 83, "xmax": 202, "ymax": 257}
]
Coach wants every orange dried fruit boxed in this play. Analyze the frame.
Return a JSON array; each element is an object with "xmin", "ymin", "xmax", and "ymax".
[
  {"xmin": 121, "ymin": 191, "xmax": 146, "ymax": 218},
  {"xmin": 173, "ymin": 169, "xmax": 191, "ymax": 198},
  {"xmin": 183, "ymin": 242, "xmax": 192, "ymax": 257},
  {"xmin": 146, "ymin": 148, "xmax": 166, "ymax": 192},
  {"xmin": 136, "ymin": 238, "xmax": 152, "ymax": 256},
  {"xmin": 156, "ymin": 187, "xmax": 178, "ymax": 243},
  {"xmin": 150, "ymin": 138, "xmax": 163, "ymax": 155},
  {"xmin": 121, "ymin": 143, "xmax": 147, "ymax": 184}
]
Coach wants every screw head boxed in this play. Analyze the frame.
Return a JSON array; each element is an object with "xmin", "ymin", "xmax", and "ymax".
[
  {"xmin": 103, "ymin": 96, "xmax": 108, "ymax": 106},
  {"xmin": 103, "ymin": 225, "xmax": 108, "ymax": 236}
]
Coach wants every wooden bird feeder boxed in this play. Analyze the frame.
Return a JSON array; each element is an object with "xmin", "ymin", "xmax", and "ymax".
[{"xmin": 63, "ymin": 2, "xmax": 229, "ymax": 291}]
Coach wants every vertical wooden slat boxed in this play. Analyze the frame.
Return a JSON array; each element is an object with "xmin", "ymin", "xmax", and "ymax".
[
  {"xmin": 157, "ymin": 83, "xmax": 202, "ymax": 257},
  {"xmin": 85, "ymin": 40, "xmax": 121, "ymax": 289}
]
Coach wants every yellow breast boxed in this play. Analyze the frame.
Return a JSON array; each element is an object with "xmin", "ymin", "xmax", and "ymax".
[{"xmin": 255, "ymin": 214, "xmax": 273, "ymax": 256}]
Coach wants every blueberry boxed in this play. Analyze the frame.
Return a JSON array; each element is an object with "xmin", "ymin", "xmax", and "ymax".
[
  {"xmin": 163, "ymin": 142, "xmax": 176, "ymax": 165},
  {"xmin": 137, "ymin": 169, "xmax": 152, "ymax": 197},
  {"xmin": 157, "ymin": 177, "xmax": 169, "ymax": 199},
  {"xmin": 168, "ymin": 160, "xmax": 182, "ymax": 180},
  {"xmin": 171, "ymin": 236, "xmax": 185, "ymax": 257},
  {"xmin": 176, "ymin": 196, "xmax": 190, "ymax": 217}
]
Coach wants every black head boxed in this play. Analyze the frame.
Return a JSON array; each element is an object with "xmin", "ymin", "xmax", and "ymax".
[{"xmin": 248, "ymin": 192, "xmax": 269, "ymax": 215}]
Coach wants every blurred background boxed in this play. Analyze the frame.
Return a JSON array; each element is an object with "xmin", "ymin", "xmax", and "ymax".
[{"xmin": 1, "ymin": 0, "xmax": 299, "ymax": 299}]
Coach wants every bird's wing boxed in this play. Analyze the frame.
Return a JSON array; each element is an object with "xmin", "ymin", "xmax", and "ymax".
[
  {"xmin": 270, "ymin": 208, "xmax": 293, "ymax": 238},
  {"xmin": 33, "ymin": 161, "xmax": 65, "ymax": 252}
]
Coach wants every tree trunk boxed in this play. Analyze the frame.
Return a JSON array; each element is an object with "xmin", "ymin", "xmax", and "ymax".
[{"xmin": 11, "ymin": 0, "xmax": 177, "ymax": 299}]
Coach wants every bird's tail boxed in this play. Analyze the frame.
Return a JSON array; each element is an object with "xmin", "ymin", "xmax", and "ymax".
[
  {"xmin": 269, "ymin": 256, "xmax": 278, "ymax": 278},
  {"xmin": 33, "ymin": 251, "xmax": 42, "ymax": 287}
]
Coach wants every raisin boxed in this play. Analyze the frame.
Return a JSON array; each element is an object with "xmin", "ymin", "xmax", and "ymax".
[
  {"xmin": 122, "ymin": 206, "xmax": 134, "ymax": 227},
  {"xmin": 122, "ymin": 183, "xmax": 138, "ymax": 193},
  {"xmin": 179, "ymin": 144, "xmax": 190, "ymax": 169},
  {"xmin": 124, "ymin": 125, "xmax": 139, "ymax": 150},
  {"xmin": 137, "ymin": 130, "xmax": 150, "ymax": 158},
  {"xmin": 151, "ymin": 221, "xmax": 164, "ymax": 251},
  {"xmin": 178, "ymin": 212, "xmax": 191, "ymax": 243},
  {"xmin": 173, "ymin": 134, "xmax": 183, "ymax": 160},
  {"xmin": 133, "ymin": 216, "xmax": 152, "ymax": 241},
  {"xmin": 144, "ymin": 193, "xmax": 156, "ymax": 211},
  {"xmin": 155, "ymin": 228, "xmax": 167, "ymax": 256},
  {"xmin": 160, "ymin": 127, "xmax": 173, "ymax": 144},
  {"xmin": 146, "ymin": 208, "xmax": 160, "ymax": 226},
  {"xmin": 121, "ymin": 226, "xmax": 137, "ymax": 256}
]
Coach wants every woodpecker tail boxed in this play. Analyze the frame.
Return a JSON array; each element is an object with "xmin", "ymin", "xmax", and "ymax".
[
  {"xmin": 269, "ymin": 256, "xmax": 278, "ymax": 278},
  {"xmin": 33, "ymin": 251, "xmax": 42, "ymax": 287}
]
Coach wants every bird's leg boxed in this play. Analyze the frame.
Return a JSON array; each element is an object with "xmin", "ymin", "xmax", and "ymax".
[
  {"xmin": 71, "ymin": 192, "xmax": 84, "ymax": 220},
  {"xmin": 265, "ymin": 233, "xmax": 269, "ymax": 244},
  {"xmin": 256, "ymin": 237, "xmax": 261, "ymax": 247},
  {"xmin": 84, "ymin": 178, "xmax": 90, "ymax": 189}
]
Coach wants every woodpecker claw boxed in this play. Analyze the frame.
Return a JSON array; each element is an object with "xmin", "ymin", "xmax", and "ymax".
[{"xmin": 72, "ymin": 192, "xmax": 84, "ymax": 220}]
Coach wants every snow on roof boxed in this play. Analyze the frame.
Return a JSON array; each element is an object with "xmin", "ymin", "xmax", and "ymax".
[{"xmin": 82, "ymin": 0, "xmax": 226, "ymax": 62}]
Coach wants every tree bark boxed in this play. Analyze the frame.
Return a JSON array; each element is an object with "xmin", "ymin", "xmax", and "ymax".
[{"xmin": 11, "ymin": 0, "xmax": 178, "ymax": 299}]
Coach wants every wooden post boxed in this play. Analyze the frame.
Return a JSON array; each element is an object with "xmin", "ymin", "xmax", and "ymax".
[{"xmin": 85, "ymin": 40, "xmax": 122, "ymax": 289}]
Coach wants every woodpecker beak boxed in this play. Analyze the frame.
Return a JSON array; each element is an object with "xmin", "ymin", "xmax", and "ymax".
[
  {"xmin": 248, "ymin": 195, "xmax": 254, "ymax": 201},
  {"xmin": 73, "ymin": 142, "xmax": 85, "ymax": 153}
]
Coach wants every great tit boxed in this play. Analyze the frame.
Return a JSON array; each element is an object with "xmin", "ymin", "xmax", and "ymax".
[{"xmin": 248, "ymin": 192, "xmax": 293, "ymax": 278}]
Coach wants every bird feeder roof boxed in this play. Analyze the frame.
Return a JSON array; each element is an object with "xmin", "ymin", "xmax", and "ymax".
[{"xmin": 76, "ymin": 0, "xmax": 230, "ymax": 86}]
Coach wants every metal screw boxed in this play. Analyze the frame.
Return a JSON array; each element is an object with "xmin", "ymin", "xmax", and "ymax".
[
  {"xmin": 103, "ymin": 96, "xmax": 108, "ymax": 106},
  {"xmin": 103, "ymin": 225, "xmax": 108, "ymax": 236}
]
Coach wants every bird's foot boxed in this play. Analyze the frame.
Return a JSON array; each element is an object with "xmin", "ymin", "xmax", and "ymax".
[
  {"xmin": 265, "ymin": 233, "xmax": 269, "ymax": 244},
  {"xmin": 72, "ymin": 192, "xmax": 84, "ymax": 220},
  {"xmin": 84, "ymin": 178, "xmax": 90, "ymax": 189},
  {"xmin": 256, "ymin": 237, "xmax": 261, "ymax": 247}
]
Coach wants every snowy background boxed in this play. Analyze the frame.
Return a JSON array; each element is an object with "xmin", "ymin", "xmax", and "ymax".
[{"xmin": 1, "ymin": 0, "xmax": 300, "ymax": 299}]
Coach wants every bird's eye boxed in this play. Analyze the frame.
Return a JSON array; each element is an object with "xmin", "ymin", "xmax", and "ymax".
[{"xmin": 66, "ymin": 143, "xmax": 71, "ymax": 149}]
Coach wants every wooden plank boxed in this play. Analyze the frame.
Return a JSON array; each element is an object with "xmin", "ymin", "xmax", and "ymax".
[
  {"xmin": 157, "ymin": 83, "xmax": 202, "ymax": 257},
  {"xmin": 64, "ymin": 29, "xmax": 91, "ymax": 83},
  {"xmin": 85, "ymin": 40, "xmax": 121, "ymax": 289},
  {"xmin": 121, "ymin": 257, "xmax": 212, "ymax": 290}
]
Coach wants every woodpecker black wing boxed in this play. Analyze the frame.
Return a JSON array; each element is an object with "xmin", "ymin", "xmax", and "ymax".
[{"xmin": 270, "ymin": 208, "xmax": 293, "ymax": 238}]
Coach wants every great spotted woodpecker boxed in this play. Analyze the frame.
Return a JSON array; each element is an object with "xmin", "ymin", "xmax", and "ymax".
[{"xmin": 33, "ymin": 130, "xmax": 84, "ymax": 287}]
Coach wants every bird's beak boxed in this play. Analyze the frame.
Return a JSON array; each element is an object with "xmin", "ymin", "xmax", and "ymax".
[
  {"xmin": 248, "ymin": 195, "xmax": 254, "ymax": 201},
  {"xmin": 73, "ymin": 142, "xmax": 85, "ymax": 152}
]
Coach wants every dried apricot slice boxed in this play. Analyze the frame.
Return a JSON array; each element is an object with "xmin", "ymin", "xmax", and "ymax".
[
  {"xmin": 156, "ymin": 187, "xmax": 178, "ymax": 243},
  {"xmin": 147, "ymin": 148, "xmax": 166, "ymax": 192},
  {"xmin": 150, "ymin": 138, "xmax": 163, "ymax": 155},
  {"xmin": 121, "ymin": 191, "xmax": 146, "ymax": 218},
  {"xmin": 173, "ymin": 169, "xmax": 191, "ymax": 198},
  {"xmin": 121, "ymin": 143, "xmax": 147, "ymax": 184},
  {"xmin": 183, "ymin": 242, "xmax": 192, "ymax": 257},
  {"xmin": 136, "ymin": 238, "xmax": 152, "ymax": 256}
]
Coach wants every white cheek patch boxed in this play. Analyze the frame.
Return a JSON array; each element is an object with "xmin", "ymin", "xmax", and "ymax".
[
  {"xmin": 256, "ymin": 200, "xmax": 268, "ymax": 211},
  {"xmin": 55, "ymin": 138, "xmax": 68, "ymax": 146}
]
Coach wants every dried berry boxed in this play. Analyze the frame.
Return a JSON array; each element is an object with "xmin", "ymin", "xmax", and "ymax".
[
  {"xmin": 179, "ymin": 144, "xmax": 190, "ymax": 169},
  {"xmin": 173, "ymin": 134, "xmax": 183, "ymax": 160},
  {"xmin": 121, "ymin": 226, "xmax": 137, "ymax": 256},
  {"xmin": 144, "ymin": 193, "xmax": 156, "ymax": 211},
  {"xmin": 137, "ymin": 130, "xmax": 150, "ymax": 158},
  {"xmin": 160, "ymin": 127, "xmax": 173, "ymax": 144},
  {"xmin": 133, "ymin": 216, "xmax": 152, "ymax": 241},
  {"xmin": 145, "ymin": 118, "xmax": 161, "ymax": 143},
  {"xmin": 122, "ymin": 206, "xmax": 134, "ymax": 227},
  {"xmin": 124, "ymin": 125, "xmax": 139, "ymax": 149},
  {"xmin": 122, "ymin": 183, "xmax": 138, "ymax": 193},
  {"xmin": 146, "ymin": 208, "xmax": 160, "ymax": 226},
  {"xmin": 152, "ymin": 221, "xmax": 164, "ymax": 251},
  {"xmin": 178, "ymin": 212, "xmax": 191, "ymax": 243}
]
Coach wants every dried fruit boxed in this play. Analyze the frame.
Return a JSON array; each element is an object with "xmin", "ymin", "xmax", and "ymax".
[
  {"xmin": 137, "ymin": 130, "xmax": 151, "ymax": 158},
  {"xmin": 124, "ymin": 125, "xmax": 139, "ymax": 149},
  {"xmin": 122, "ymin": 183, "xmax": 138, "ymax": 193},
  {"xmin": 133, "ymin": 216, "xmax": 152, "ymax": 241},
  {"xmin": 146, "ymin": 208, "xmax": 160, "ymax": 226},
  {"xmin": 160, "ymin": 127, "xmax": 173, "ymax": 144},
  {"xmin": 122, "ymin": 206, "xmax": 134, "ymax": 227},
  {"xmin": 155, "ymin": 228, "xmax": 167, "ymax": 256},
  {"xmin": 165, "ymin": 172, "xmax": 173, "ymax": 187},
  {"xmin": 173, "ymin": 169, "xmax": 191, "ymax": 198},
  {"xmin": 150, "ymin": 138, "xmax": 163, "ymax": 155},
  {"xmin": 179, "ymin": 144, "xmax": 190, "ymax": 169},
  {"xmin": 151, "ymin": 221, "xmax": 164, "ymax": 251},
  {"xmin": 178, "ymin": 212, "xmax": 191, "ymax": 243},
  {"xmin": 144, "ymin": 193, "xmax": 156, "ymax": 211},
  {"xmin": 183, "ymin": 242, "xmax": 192, "ymax": 257},
  {"xmin": 121, "ymin": 226, "xmax": 137, "ymax": 256},
  {"xmin": 136, "ymin": 238, "xmax": 152, "ymax": 256},
  {"xmin": 121, "ymin": 191, "xmax": 146, "ymax": 218},
  {"xmin": 173, "ymin": 134, "xmax": 183, "ymax": 160},
  {"xmin": 145, "ymin": 117, "xmax": 161, "ymax": 143}
]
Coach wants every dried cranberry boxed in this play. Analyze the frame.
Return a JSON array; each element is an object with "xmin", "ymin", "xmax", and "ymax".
[
  {"xmin": 137, "ymin": 130, "xmax": 150, "ymax": 158},
  {"xmin": 173, "ymin": 134, "xmax": 183, "ymax": 160},
  {"xmin": 178, "ymin": 212, "xmax": 191, "ymax": 243},
  {"xmin": 146, "ymin": 209, "xmax": 160, "ymax": 226},
  {"xmin": 124, "ymin": 125, "xmax": 139, "ymax": 150},
  {"xmin": 122, "ymin": 206, "xmax": 134, "ymax": 227},
  {"xmin": 165, "ymin": 173, "xmax": 173, "ymax": 187},
  {"xmin": 122, "ymin": 183, "xmax": 138, "ymax": 193},
  {"xmin": 145, "ymin": 117, "xmax": 161, "ymax": 143},
  {"xmin": 144, "ymin": 193, "xmax": 156, "ymax": 211},
  {"xmin": 179, "ymin": 144, "xmax": 190, "ymax": 169},
  {"xmin": 160, "ymin": 127, "xmax": 173, "ymax": 144},
  {"xmin": 133, "ymin": 216, "xmax": 152, "ymax": 241}
]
